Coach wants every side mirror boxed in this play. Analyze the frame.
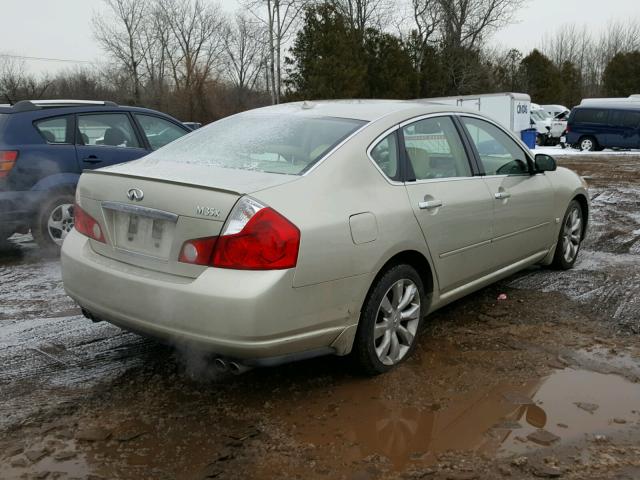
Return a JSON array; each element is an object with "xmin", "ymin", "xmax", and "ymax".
[{"xmin": 535, "ymin": 154, "xmax": 557, "ymax": 172}]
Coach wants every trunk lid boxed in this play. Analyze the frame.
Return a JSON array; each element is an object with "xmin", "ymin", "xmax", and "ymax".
[{"xmin": 76, "ymin": 162, "xmax": 298, "ymax": 277}]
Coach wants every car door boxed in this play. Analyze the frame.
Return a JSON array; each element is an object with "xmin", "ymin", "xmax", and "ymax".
[
  {"xmin": 133, "ymin": 113, "xmax": 189, "ymax": 151},
  {"xmin": 401, "ymin": 115, "xmax": 495, "ymax": 292},
  {"xmin": 458, "ymin": 116, "xmax": 555, "ymax": 268},
  {"xmin": 76, "ymin": 112, "xmax": 148, "ymax": 169}
]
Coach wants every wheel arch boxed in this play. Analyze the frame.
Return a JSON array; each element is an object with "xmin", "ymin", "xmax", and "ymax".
[
  {"xmin": 364, "ymin": 250, "xmax": 435, "ymax": 313},
  {"xmin": 573, "ymin": 193, "xmax": 589, "ymax": 238}
]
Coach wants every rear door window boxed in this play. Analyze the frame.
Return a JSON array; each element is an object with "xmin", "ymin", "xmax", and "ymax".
[
  {"xmin": 34, "ymin": 116, "xmax": 72, "ymax": 144},
  {"xmin": 573, "ymin": 109, "xmax": 609, "ymax": 124},
  {"xmin": 77, "ymin": 113, "xmax": 141, "ymax": 148},
  {"xmin": 402, "ymin": 116, "xmax": 471, "ymax": 180},
  {"xmin": 134, "ymin": 114, "xmax": 187, "ymax": 150}
]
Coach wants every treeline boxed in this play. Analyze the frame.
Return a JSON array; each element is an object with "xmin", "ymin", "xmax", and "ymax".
[{"xmin": 1, "ymin": 0, "xmax": 640, "ymax": 124}]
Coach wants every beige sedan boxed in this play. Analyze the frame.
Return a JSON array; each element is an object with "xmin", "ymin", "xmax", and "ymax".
[{"xmin": 61, "ymin": 100, "xmax": 588, "ymax": 375}]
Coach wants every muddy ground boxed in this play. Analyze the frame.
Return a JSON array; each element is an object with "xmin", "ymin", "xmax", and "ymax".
[{"xmin": 1, "ymin": 154, "xmax": 639, "ymax": 480}]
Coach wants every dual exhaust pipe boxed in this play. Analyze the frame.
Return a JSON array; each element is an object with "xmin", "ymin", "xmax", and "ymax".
[{"xmin": 214, "ymin": 358, "xmax": 253, "ymax": 375}]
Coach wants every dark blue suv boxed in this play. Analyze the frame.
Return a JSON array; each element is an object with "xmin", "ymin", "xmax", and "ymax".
[
  {"xmin": 0, "ymin": 100, "xmax": 190, "ymax": 249},
  {"xmin": 567, "ymin": 102, "xmax": 640, "ymax": 151}
]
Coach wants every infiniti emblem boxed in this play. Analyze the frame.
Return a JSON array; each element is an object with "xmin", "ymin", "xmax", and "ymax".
[{"xmin": 127, "ymin": 188, "xmax": 144, "ymax": 202}]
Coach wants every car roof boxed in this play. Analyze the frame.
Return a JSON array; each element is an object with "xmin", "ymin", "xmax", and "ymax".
[
  {"xmin": 575, "ymin": 102, "xmax": 640, "ymax": 111},
  {"xmin": 242, "ymin": 99, "xmax": 472, "ymax": 122},
  {"xmin": 0, "ymin": 100, "xmax": 182, "ymax": 119}
]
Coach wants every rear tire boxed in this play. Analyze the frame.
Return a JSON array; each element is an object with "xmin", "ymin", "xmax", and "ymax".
[
  {"xmin": 579, "ymin": 136, "xmax": 598, "ymax": 152},
  {"xmin": 551, "ymin": 200, "xmax": 584, "ymax": 270},
  {"xmin": 351, "ymin": 264, "xmax": 425, "ymax": 376},
  {"xmin": 32, "ymin": 193, "xmax": 75, "ymax": 253}
]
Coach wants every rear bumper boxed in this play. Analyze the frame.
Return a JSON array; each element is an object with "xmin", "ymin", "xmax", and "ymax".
[
  {"xmin": 0, "ymin": 190, "xmax": 40, "ymax": 234},
  {"xmin": 61, "ymin": 230, "xmax": 363, "ymax": 360}
]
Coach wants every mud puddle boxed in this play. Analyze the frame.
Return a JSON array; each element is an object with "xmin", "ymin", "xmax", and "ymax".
[{"xmin": 276, "ymin": 368, "xmax": 640, "ymax": 471}]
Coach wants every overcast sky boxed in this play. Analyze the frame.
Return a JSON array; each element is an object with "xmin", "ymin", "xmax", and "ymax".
[{"xmin": 0, "ymin": 0, "xmax": 638, "ymax": 76}]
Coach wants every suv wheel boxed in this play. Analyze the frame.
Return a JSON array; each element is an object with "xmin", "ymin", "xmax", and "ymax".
[
  {"xmin": 352, "ymin": 264, "xmax": 425, "ymax": 375},
  {"xmin": 579, "ymin": 136, "xmax": 597, "ymax": 152},
  {"xmin": 32, "ymin": 193, "xmax": 75, "ymax": 252}
]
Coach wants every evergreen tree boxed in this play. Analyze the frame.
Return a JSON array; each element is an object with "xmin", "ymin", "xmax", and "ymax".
[
  {"xmin": 603, "ymin": 51, "xmax": 640, "ymax": 97},
  {"xmin": 285, "ymin": 3, "xmax": 366, "ymax": 99},
  {"xmin": 519, "ymin": 49, "xmax": 562, "ymax": 104}
]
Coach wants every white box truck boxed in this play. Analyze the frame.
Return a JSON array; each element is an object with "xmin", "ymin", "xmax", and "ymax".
[{"xmin": 414, "ymin": 92, "xmax": 531, "ymax": 134}]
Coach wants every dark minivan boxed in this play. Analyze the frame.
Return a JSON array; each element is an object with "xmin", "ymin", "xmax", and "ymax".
[{"xmin": 567, "ymin": 102, "xmax": 640, "ymax": 151}]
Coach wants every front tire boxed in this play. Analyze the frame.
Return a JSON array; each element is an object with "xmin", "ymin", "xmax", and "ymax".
[
  {"xmin": 552, "ymin": 200, "xmax": 584, "ymax": 270},
  {"xmin": 352, "ymin": 264, "xmax": 425, "ymax": 375},
  {"xmin": 32, "ymin": 193, "xmax": 75, "ymax": 252}
]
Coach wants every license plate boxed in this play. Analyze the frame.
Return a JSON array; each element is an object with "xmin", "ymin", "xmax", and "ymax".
[
  {"xmin": 560, "ymin": 136, "xmax": 566, "ymax": 143},
  {"xmin": 113, "ymin": 211, "xmax": 175, "ymax": 258}
]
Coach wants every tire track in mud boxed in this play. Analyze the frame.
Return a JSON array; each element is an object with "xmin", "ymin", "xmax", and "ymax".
[
  {"xmin": 0, "ymin": 238, "xmax": 162, "ymax": 430},
  {"xmin": 508, "ymin": 157, "xmax": 640, "ymax": 334}
]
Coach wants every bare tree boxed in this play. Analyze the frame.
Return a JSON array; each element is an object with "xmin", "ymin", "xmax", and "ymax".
[
  {"xmin": 93, "ymin": 0, "xmax": 150, "ymax": 103},
  {"xmin": 156, "ymin": 0, "xmax": 227, "ymax": 118},
  {"xmin": 438, "ymin": 0, "xmax": 527, "ymax": 49},
  {"xmin": 243, "ymin": 0, "xmax": 308, "ymax": 104},
  {"xmin": 330, "ymin": 0, "xmax": 392, "ymax": 35},
  {"xmin": 224, "ymin": 14, "xmax": 266, "ymax": 107}
]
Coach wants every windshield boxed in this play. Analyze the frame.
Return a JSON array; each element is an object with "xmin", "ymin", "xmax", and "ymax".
[
  {"xmin": 531, "ymin": 110, "xmax": 549, "ymax": 121},
  {"xmin": 147, "ymin": 114, "xmax": 367, "ymax": 175}
]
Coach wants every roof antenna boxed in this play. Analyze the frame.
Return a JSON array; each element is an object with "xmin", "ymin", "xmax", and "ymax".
[{"xmin": 301, "ymin": 100, "xmax": 314, "ymax": 110}]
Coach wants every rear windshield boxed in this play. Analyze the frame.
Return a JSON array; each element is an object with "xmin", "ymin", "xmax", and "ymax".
[{"xmin": 146, "ymin": 114, "xmax": 367, "ymax": 175}]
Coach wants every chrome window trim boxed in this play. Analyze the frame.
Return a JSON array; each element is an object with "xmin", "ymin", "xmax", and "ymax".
[
  {"xmin": 101, "ymin": 201, "xmax": 179, "ymax": 222},
  {"xmin": 409, "ymin": 176, "xmax": 486, "ymax": 185}
]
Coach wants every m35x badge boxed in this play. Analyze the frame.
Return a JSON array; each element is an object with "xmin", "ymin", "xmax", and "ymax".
[{"xmin": 196, "ymin": 206, "xmax": 221, "ymax": 218}]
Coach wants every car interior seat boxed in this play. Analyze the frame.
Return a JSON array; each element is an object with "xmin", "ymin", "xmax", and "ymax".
[{"xmin": 103, "ymin": 127, "xmax": 126, "ymax": 147}]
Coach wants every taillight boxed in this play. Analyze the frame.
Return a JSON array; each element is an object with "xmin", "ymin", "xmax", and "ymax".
[
  {"xmin": 74, "ymin": 203, "xmax": 106, "ymax": 243},
  {"xmin": 178, "ymin": 197, "xmax": 300, "ymax": 270},
  {"xmin": 0, "ymin": 150, "xmax": 18, "ymax": 178},
  {"xmin": 179, "ymin": 237, "xmax": 217, "ymax": 266}
]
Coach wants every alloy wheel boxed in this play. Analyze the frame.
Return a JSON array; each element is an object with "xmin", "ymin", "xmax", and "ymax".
[
  {"xmin": 562, "ymin": 206, "xmax": 582, "ymax": 263},
  {"xmin": 580, "ymin": 138, "xmax": 594, "ymax": 151},
  {"xmin": 373, "ymin": 279, "xmax": 420, "ymax": 366},
  {"xmin": 47, "ymin": 203, "xmax": 75, "ymax": 246}
]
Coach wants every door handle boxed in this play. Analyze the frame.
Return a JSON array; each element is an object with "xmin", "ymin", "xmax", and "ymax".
[
  {"xmin": 494, "ymin": 192, "xmax": 511, "ymax": 200},
  {"xmin": 418, "ymin": 199, "xmax": 443, "ymax": 210},
  {"xmin": 83, "ymin": 155, "xmax": 101, "ymax": 164}
]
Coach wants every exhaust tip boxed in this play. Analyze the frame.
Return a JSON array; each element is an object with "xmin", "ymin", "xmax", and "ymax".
[
  {"xmin": 213, "ymin": 358, "xmax": 229, "ymax": 372},
  {"xmin": 228, "ymin": 361, "xmax": 252, "ymax": 375}
]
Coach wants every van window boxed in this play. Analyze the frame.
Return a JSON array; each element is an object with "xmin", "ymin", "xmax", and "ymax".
[
  {"xmin": 610, "ymin": 110, "xmax": 640, "ymax": 129},
  {"xmin": 573, "ymin": 109, "xmax": 609, "ymax": 124}
]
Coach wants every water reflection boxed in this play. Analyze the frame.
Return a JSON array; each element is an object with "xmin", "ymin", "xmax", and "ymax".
[{"xmin": 294, "ymin": 369, "xmax": 640, "ymax": 468}]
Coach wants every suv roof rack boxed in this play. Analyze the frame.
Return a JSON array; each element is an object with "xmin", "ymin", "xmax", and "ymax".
[{"xmin": 11, "ymin": 99, "xmax": 119, "ymax": 112}]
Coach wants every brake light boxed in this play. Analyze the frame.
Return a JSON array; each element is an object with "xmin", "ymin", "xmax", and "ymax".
[
  {"xmin": 212, "ymin": 207, "xmax": 300, "ymax": 269},
  {"xmin": 0, "ymin": 150, "xmax": 18, "ymax": 178},
  {"xmin": 74, "ymin": 203, "xmax": 106, "ymax": 243},
  {"xmin": 178, "ymin": 197, "xmax": 300, "ymax": 270}
]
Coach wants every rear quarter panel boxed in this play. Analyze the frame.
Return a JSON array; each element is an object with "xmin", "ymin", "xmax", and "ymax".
[{"xmin": 252, "ymin": 120, "xmax": 436, "ymax": 307}]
